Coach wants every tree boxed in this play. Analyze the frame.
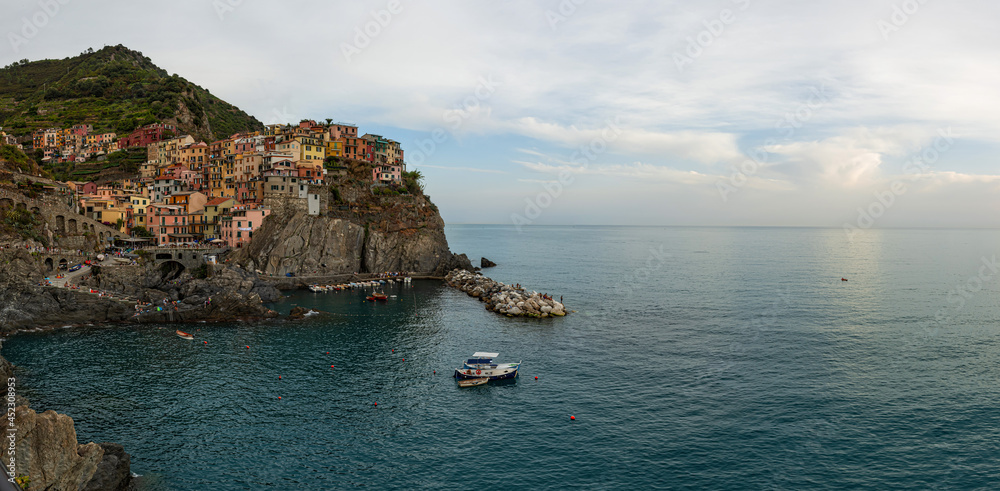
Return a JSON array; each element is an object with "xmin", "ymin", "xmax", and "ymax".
[
  {"xmin": 402, "ymin": 169, "xmax": 424, "ymax": 195},
  {"xmin": 325, "ymin": 118, "xmax": 333, "ymax": 126},
  {"xmin": 130, "ymin": 225, "xmax": 153, "ymax": 238}
]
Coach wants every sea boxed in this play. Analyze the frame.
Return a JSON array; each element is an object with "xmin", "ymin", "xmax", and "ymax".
[{"xmin": 6, "ymin": 225, "xmax": 1000, "ymax": 490}]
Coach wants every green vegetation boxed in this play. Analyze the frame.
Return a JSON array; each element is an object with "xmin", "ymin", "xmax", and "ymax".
[
  {"xmin": 323, "ymin": 155, "xmax": 343, "ymax": 169},
  {"xmin": 0, "ymin": 44, "xmax": 262, "ymax": 141},
  {"xmin": 2, "ymin": 207, "xmax": 45, "ymax": 245},
  {"xmin": 0, "ymin": 145, "xmax": 35, "ymax": 174},
  {"xmin": 402, "ymin": 170, "xmax": 424, "ymax": 195},
  {"xmin": 131, "ymin": 225, "xmax": 153, "ymax": 238},
  {"xmin": 192, "ymin": 264, "xmax": 210, "ymax": 279}
]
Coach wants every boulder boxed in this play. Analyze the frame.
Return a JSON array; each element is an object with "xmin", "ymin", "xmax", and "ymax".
[
  {"xmin": 481, "ymin": 257, "xmax": 497, "ymax": 268},
  {"xmin": 13, "ymin": 406, "xmax": 107, "ymax": 491},
  {"xmin": 287, "ymin": 306, "xmax": 311, "ymax": 320},
  {"xmin": 81, "ymin": 443, "xmax": 132, "ymax": 491}
]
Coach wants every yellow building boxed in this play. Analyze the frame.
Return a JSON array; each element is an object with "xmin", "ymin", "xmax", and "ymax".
[
  {"xmin": 295, "ymin": 136, "xmax": 325, "ymax": 163},
  {"xmin": 97, "ymin": 205, "xmax": 129, "ymax": 232},
  {"xmin": 203, "ymin": 197, "xmax": 237, "ymax": 239},
  {"xmin": 324, "ymin": 139, "xmax": 343, "ymax": 158},
  {"xmin": 129, "ymin": 195, "xmax": 149, "ymax": 229},
  {"xmin": 179, "ymin": 142, "xmax": 209, "ymax": 171}
]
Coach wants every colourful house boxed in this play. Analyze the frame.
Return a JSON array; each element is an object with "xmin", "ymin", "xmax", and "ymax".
[
  {"xmin": 220, "ymin": 203, "xmax": 271, "ymax": 248},
  {"xmin": 203, "ymin": 197, "xmax": 237, "ymax": 239}
]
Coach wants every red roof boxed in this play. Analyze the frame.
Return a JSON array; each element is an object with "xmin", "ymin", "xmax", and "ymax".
[{"xmin": 205, "ymin": 197, "xmax": 232, "ymax": 206}]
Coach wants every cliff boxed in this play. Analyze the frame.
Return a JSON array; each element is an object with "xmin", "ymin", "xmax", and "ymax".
[
  {"xmin": 11, "ymin": 407, "xmax": 131, "ymax": 491},
  {"xmin": 234, "ymin": 165, "xmax": 472, "ymax": 277},
  {"xmin": 235, "ymin": 209, "xmax": 471, "ymax": 277}
]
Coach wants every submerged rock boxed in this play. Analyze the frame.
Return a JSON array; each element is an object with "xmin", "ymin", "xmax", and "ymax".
[{"xmin": 287, "ymin": 306, "xmax": 319, "ymax": 320}]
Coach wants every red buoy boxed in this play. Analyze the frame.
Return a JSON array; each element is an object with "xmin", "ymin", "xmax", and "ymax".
[
  {"xmin": 331, "ymin": 365, "xmax": 335, "ymax": 368},
  {"xmin": 204, "ymin": 341, "xmax": 207, "ymax": 344},
  {"xmin": 278, "ymin": 396, "xmax": 282, "ymax": 400},
  {"xmin": 374, "ymin": 402, "xmax": 378, "ymax": 406},
  {"xmin": 246, "ymin": 346, "xmax": 249, "ymax": 349},
  {"xmin": 570, "ymin": 416, "xmax": 575, "ymax": 420},
  {"xmin": 278, "ymin": 376, "xmax": 282, "ymax": 380},
  {"xmin": 402, "ymin": 358, "xmax": 405, "ymax": 362},
  {"xmin": 535, "ymin": 376, "xmax": 538, "ymax": 380},
  {"xmin": 326, "ymin": 352, "xmax": 329, "ymax": 354}
]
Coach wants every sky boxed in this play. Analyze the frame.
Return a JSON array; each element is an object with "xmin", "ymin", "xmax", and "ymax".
[{"xmin": 2, "ymin": 0, "xmax": 999, "ymax": 228}]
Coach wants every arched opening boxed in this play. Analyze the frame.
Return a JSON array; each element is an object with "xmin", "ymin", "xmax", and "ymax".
[
  {"xmin": 99, "ymin": 232, "xmax": 104, "ymax": 243},
  {"xmin": 159, "ymin": 261, "xmax": 186, "ymax": 282},
  {"xmin": 30, "ymin": 207, "xmax": 39, "ymax": 214},
  {"xmin": 44, "ymin": 258, "xmax": 53, "ymax": 272},
  {"xmin": 89, "ymin": 224, "xmax": 95, "ymax": 234},
  {"xmin": 15, "ymin": 203, "xmax": 25, "ymax": 211},
  {"xmin": 68, "ymin": 219, "xmax": 78, "ymax": 234},
  {"xmin": 55, "ymin": 215, "xmax": 65, "ymax": 233},
  {"xmin": 58, "ymin": 258, "xmax": 68, "ymax": 270}
]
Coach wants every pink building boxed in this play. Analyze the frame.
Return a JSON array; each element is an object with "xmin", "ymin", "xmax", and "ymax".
[
  {"xmin": 70, "ymin": 124, "xmax": 93, "ymax": 136},
  {"xmin": 146, "ymin": 204, "xmax": 191, "ymax": 245},
  {"xmin": 220, "ymin": 204, "xmax": 271, "ymax": 248},
  {"xmin": 372, "ymin": 164, "xmax": 402, "ymax": 184}
]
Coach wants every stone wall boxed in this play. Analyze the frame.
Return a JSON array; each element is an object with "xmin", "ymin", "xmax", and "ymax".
[{"xmin": 0, "ymin": 187, "xmax": 124, "ymax": 248}]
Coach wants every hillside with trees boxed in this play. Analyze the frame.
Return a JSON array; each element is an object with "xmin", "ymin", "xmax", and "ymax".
[{"xmin": 0, "ymin": 45, "xmax": 262, "ymax": 142}]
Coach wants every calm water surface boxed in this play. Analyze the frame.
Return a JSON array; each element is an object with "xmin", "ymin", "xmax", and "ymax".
[{"xmin": 7, "ymin": 226, "xmax": 1000, "ymax": 489}]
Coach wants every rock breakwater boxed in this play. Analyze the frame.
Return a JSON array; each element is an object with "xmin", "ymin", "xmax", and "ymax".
[{"xmin": 445, "ymin": 269, "xmax": 567, "ymax": 318}]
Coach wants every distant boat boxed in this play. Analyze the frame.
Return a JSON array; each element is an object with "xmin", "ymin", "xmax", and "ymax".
[
  {"xmin": 457, "ymin": 377, "xmax": 489, "ymax": 388},
  {"xmin": 176, "ymin": 330, "xmax": 194, "ymax": 340},
  {"xmin": 367, "ymin": 291, "xmax": 388, "ymax": 301},
  {"xmin": 454, "ymin": 352, "xmax": 520, "ymax": 381}
]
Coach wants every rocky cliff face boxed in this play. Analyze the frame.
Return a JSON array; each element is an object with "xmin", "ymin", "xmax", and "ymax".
[
  {"xmin": 0, "ymin": 248, "xmax": 280, "ymax": 331},
  {"xmin": 236, "ymin": 209, "xmax": 472, "ymax": 277},
  {"xmin": 0, "ymin": 248, "xmax": 131, "ymax": 331},
  {"xmin": 12, "ymin": 406, "xmax": 131, "ymax": 491}
]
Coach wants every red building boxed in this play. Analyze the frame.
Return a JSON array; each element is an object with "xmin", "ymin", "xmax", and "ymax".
[{"xmin": 118, "ymin": 123, "xmax": 177, "ymax": 148}]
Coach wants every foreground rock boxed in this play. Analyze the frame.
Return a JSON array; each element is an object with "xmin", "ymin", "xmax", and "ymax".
[
  {"xmin": 13, "ymin": 406, "xmax": 131, "ymax": 491},
  {"xmin": 481, "ymin": 257, "xmax": 497, "ymax": 268},
  {"xmin": 445, "ymin": 269, "xmax": 568, "ymax": 318}
]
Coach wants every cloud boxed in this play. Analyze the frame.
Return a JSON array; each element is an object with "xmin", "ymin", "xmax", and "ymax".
[{"xmin": 417, "ymin": 164, "xmax": 506, "ymax": 175}]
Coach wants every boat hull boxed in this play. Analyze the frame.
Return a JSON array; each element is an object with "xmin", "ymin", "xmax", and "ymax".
[{"xmin": 454, "ymin": 365, "xmax": 519, "ymax": 381}]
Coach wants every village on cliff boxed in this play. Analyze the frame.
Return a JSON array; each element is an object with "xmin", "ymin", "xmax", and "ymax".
[{"xmin": 0, "ymin": 120, "xmax": 405, "ymax": 248}]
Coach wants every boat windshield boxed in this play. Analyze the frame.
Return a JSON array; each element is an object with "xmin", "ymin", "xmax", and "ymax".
[{"xmin": 466, "ymin": 358, "xmax": 493, "ymax": 365}]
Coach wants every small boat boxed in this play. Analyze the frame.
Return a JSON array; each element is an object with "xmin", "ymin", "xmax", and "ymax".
[
  {"xmin": 454, "ymin": 352, "xmax": 520, "ymax": 381},
  {"xmin": 366, "ymin": 291, "xmax": 389, "ymax": 301},
  {"xmin": 176, "ymin": 330, "xmax": 194, "ymax": 340},
  {"xmin": 457, "ymin": 377, "xmax": 489, "ymax": 388},
  {"xmin": 309, "ymin": 285, "xmax": 324, "ymax": 293}
]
